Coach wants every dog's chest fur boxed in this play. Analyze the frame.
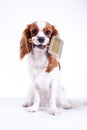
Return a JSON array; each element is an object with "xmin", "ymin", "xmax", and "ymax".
[
  {"xmin": 26, "ymin": 49, "xmax": 60, "ymax": 103},
  {"xmin": 28, "ymin": 49, "xmax": 49, "ymax": 78}
]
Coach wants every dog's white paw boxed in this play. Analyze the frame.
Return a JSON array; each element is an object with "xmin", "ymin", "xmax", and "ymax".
[
  {"xmin": 23, "ymin": 102, "xmax": 33, "ymax": 107},
  {"xmin": 50, "ymin": 107, "xmax": 60, "ymax": 115},
  {"xmin": 26, "ymin": 106, "xmax": 39, "ymax": 112}
]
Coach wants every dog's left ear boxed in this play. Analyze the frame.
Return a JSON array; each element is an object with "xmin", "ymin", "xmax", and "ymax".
[{"xmin": 52, "ymin": 26, "xmax": 59, "ymax": 36}]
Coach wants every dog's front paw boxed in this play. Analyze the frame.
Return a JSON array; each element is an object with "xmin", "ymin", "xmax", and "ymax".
[
  {"xmin": 23, "ymin": 102, "xmax": 33, "ymax": 107},
  {"xmin": 26, "ymin": 106, "xmax": 39, "ymax": 113},
  {"xmin": 50, "ymin": 107, "xmax": 60, "ymax": 115}
]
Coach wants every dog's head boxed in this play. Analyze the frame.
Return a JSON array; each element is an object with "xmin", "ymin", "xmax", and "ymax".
[{"xmin": 20, "ymin": 21, "xmax": 58, "ymax": 59}]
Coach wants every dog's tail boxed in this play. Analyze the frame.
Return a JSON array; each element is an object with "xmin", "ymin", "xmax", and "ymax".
[{"xmin": 63, "ymin": 98, "xmax": 87, "ymax": 109}]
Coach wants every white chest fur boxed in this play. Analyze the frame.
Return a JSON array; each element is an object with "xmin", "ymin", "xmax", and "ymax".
[
  {"xmin": 26, "ymin": 48, "xmax": 60, "ymax": 90},
  {"xmin": 27, "ymin": 48, "xmax": 49, "ymax": 78},
  {"xmin": 26, "ymin": 47, "xmax": 60, "ymax": 76}
]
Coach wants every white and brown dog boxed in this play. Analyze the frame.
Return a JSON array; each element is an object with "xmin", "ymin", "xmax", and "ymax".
[{"xmin": 20, "ymin": 21, "xmax": 85, "ymax": 115}]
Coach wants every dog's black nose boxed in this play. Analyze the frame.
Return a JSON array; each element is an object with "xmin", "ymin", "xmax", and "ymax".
[{"xmin": 38, "ymin": 37, "xmax": 45, "ymax": 43}]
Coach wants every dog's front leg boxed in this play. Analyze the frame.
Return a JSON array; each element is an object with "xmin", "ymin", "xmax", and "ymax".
[
  {"xmin": 50, "ymin": 81, "xmax": 59, "ymax": 115},
  {"xmin": 27, "ymin": 88, "xmax": 40, "ymax": 112},
  {"xmin": 50, "ymin": 98, "xmax": 58, "ymax": 115}
]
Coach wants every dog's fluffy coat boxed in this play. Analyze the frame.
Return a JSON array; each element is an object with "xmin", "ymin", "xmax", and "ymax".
[{"xmin": 20, "ymin": 21, "xmax": 86, "ymax": 115}]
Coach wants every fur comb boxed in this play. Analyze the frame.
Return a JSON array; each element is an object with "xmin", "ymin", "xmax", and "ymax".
[{"xmin": 48, "ymin": 36, "xmax": 64, "ymax": 58}]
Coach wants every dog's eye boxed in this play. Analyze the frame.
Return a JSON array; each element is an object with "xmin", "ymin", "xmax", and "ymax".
[
  {"xmin": 45, "ymin": 30, "xmax": 51, "ymax": 35},
  {"xmin": 31, "ymin": 29, "xmax": 38, "ymax": 35}
]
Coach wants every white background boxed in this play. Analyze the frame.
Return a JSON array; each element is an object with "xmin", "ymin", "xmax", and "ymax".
[{"xmin": 0, "ymin": 0, "xmax": 87, "ymax": 98}]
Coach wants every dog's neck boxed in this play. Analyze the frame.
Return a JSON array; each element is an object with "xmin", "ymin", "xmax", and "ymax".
[
  {"xmin": 31, "ymin": 47, "xmax": 60, "ymax": 72},
  {"xmin": 32, "ymin": 47, "xmax": 47, "ymax": 59},
  {"xmin": 30, "ymin": 48, "xmax": 48, "ymax": 70}
]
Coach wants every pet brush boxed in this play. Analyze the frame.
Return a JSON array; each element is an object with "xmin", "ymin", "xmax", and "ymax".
[{"xmin": 48, "ymin": 36, "xmax": 64, "ymax": 58}]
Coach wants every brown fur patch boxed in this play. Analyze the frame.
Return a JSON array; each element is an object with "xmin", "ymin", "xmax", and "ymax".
[{"xmin": 45, "ymin": 55, "xmax": 61, "ymax": 72}]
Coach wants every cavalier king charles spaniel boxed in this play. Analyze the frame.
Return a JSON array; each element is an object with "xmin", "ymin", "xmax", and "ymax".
[{"xmin": 20, "ymin": 21, "xmax": 74, "ymax": 115}]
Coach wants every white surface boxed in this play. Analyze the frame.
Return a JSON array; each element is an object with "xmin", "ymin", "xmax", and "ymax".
[
  {"xmin": 0, "ymin": 0, "xmax": 87, "ymax": 98},
  {"xmin": 0, "ymin": 98, "xmax": 87, "ymax": 130}
]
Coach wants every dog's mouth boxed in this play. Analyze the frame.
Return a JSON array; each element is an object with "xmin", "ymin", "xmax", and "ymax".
[{"xmin": 33, "ymin": 44, "xmax": 49, "ymax": 49}]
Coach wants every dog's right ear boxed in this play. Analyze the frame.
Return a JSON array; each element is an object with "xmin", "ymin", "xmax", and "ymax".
[{"xmin": 20, "ymin": 25, "xmax": 32, "ymax": 59}]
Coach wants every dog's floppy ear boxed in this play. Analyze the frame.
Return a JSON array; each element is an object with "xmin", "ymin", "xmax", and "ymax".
[
  {"xmin": 52, "ymin": 25, "xmax": 59, "ymax": 37},
  {"xmin": 20, "ymin": 25, "xmax": 32, "ymax": 59}
]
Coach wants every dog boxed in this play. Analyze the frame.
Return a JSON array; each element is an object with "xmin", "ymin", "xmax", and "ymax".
[{"xmin": 19, "ymin": 21, "xmax": 86, "ymax": 115}]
